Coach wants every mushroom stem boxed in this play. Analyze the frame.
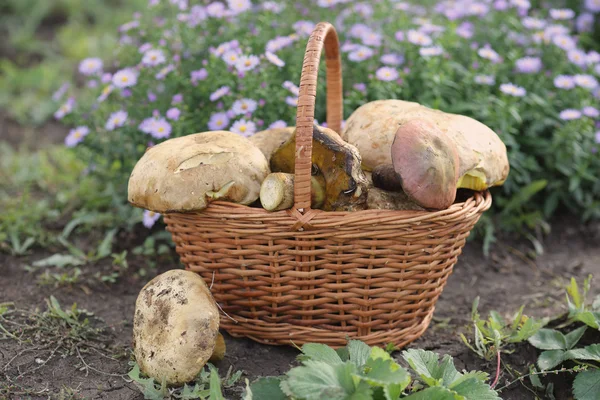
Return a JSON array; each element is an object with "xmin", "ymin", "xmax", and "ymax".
[
  {"xmin": 371, "ymin": 164, "xmax": 403, "ymax": 192},
  {"xmin": 209, "ymin": 333, "xmax": 226, "ymax": 362},
  {"xmin": 260, "ymin": 173, "xmax": 325, "ymax": 211}
]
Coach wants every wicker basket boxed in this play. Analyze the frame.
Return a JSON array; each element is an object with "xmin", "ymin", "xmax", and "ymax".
[{"xmin": 164, "ymin": 22, "xmax": 492, "ymax": 348}]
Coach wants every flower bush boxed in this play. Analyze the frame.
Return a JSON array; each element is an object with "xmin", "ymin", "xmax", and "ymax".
[{"xmin": 54, "ymin": 0, "xmax": 600, "ymax": 232}]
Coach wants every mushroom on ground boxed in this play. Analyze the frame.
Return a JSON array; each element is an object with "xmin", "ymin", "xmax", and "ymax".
[
  {"xmin": 341, "ymin": 99, "xmax": 509, "ymax": 193},
  {"xmin": 133, "ymin": 270, "xmax": 223, "ymax": 386},
  {"xmin": 249, "ymin": 127, "xmax": 295, "ymax": 162},
  {"xmin": 259, "ymin": 172, "xmax": 326, "ymax": 211},
  {"xmin": 128, "ymin": 131, "xmax": 269, "ymax": 213},
  {"xmin": 270, "ymin": 125, "xmax": 369, "ymax": 211}
]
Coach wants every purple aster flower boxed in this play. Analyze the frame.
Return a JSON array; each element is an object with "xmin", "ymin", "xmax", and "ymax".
[
  {"xmin": 467, "ymin": 2, "xmax": 489, "ymax": 16},
  {"xmin": 265, "ymin": 36, "xmax": 295, "ymax": 53},
  {"xmin": 210, "ymin": 86, "xmax": 230, "ymax": 102},
  {"xmin": 595, "ymin": 131, "xmax": 600, "ymax": 143},
  {"xmin": 112, "ymin": 69, "xmax": 138, "ymax": 88},
  {"xmin": 478, "ymin": 47, "xmax": 502, "ymax": 63},
  {"xmin": 349, "ymin": 23, "xmax": 370, "ymax": 38},
  {"xmin": 420, "ymin": 46, "xmax": 443, "ymax": 57},
  {"xmin": 222, "ymin": 50, "xmax": 242, "ymax": 66},
  {"xmin": 475, "ymin": 75, "xmax": 496, "ymax": 85},
  {"xmin": 583, "ymin": 106, "xmax": 600, "ymax": 118},
  {"xmin": 147, "ymin": 92, "xmax": 157, "ymax": 102},
  {"xmin": 568, "ymin": 49, "xmax": 588, "ymax": 67},
  {"xmin": 139, "ymin": 43, "xmax": 152, "ymax": 54},
  {"xmin": 353, "ymin": 83, "xmax": 367, "ymax": 93},
  {"xmin": 559, "ymin": 109, "xmax": 582, "ymax": 120},
  {"xmin": 362, "ymin": 31, "xmax": 382, "ymax": 47},
  {"xmin": 456, "ymin": 22, "xmax": 474, "ymax": 39},
  {"xmin": 375, "ymin": 67, "xmax": 399, "ymax": 81},
  {"xmin": 172, "ymin": 94, "xmax": 183, "ymax": 104},
  {"xmin": 554, "ymin": 75, "xmax": 576, "ymax": 89},
  {"xmin": 227, "ymin": 0, "xmax": 252, "ymax": 14},
  {"xmin": 263, "ymin": 1, "xmax": 284, "ymax": 13},
  {"xmin": 230, "ymin": 119, "xmax": 256, "ymax": 137},
  {"xmin": 407, "ymin": 30, "xmax": 433, "ymax": 46},
  {"xmin": 207, "ymin": 112, "xmax": 230, "ymax": 130},
  {"xmin": 283, "ymin": 81, "xmax": 300, "ymax": 96},
  {"xmin": 380, "ymin": 53, "xmax": 404, "ymax": 66},
  {"xmin": 105, "ymin": 110, "xmax": 128, "ymax": 130},
  {"xmin": 317, "ymin": 0, "xmax": 339, "ymax": 7},
  {"xmin": 232, "ymin": 98, "xmax": 258, "ymax": 115},
  {"xmin": 236, "ymin": 55, "xmax": 260, "ymax": 72},
  {"xmin": 52, "ymin": 82, "xmax": 69, "ymax": 101},
  {"xmin": 206, "ymin": 2, "xmax": 226, "ymax": 17},
  {"xmin": 510, "ymin": 0, "xmax": 530, "ymax": 9},
  {"xmin": 154, "ymin": 64, "xmax": 173, "ymax": 80},
  {"xmin": 341, "ymin": 42, "xmax": 361, "ymax": 52},
  {"xmin": 293, "ymin": 20, "xmax": 315, "ymax": 36},
  {"xmin": 265, "ymin": 51, "xmax": 285, "ymax": 67},
  {"xmin": 97, "ymin": 85, "xmax": 114, "ymax": 102},
  {"xmin": 78, "ymin": 58, "xmax": 103, "ymax": 76},
  {"xmin": 585, "ymin": 0, "xmax": 600, "ymax": 12},
  {"xmin": 500, "ymin": 83, "xmax": 526, "ymax": 96},
  {"xmin": 576, "ymin": 13, "xmax": 595, "ymax": 33},
  {"xmin": 522, "ymin": 17, "xmax": 546, "ymax": 30},
  {"xmin": 586, "ymin": 51, "xmax": 600, "ymax": 64},
  {"xmin": 395, "ymin": 31, "xmax": 405, "ymax": 41},
  {"xmin": 269, "ymin": 120, "xmax": 287, "ymax": 129},
  {"xmin": 595, "ymin": 64, "xmax": 600, "ymax": 75},
  {"xmin": 65, "ymin": 126, "xmax": 90, "ymax": 147},
  {"xmin": 354, "ymin": 3, "xmax": 373, "ymax": 17},
  {"xmin": 142, "ymin": 49, "xmax": 166, "ymax": 67},
  {"xmin": 551, "ymin": 35, "xmax": 577, "ymax": 50},
  {"xmin": 87, "ymin": 80, "xmax": 98, "ymax": 89},
  {"xmin": 494, "ymin": 0, "xmax": 509, "ymax": 10},
  {"xmin": 119, "ymin": 20, "xmax": 140, "ymax": 32},
  {"xmin": 285, "ymin": 96, "xmax": 298, "ymax": 107},
  {"xmin": 515, "ymin": 57, "xmax": 542, "ymax": 73},
  {"xmin": 550, "ymin": 8, "xmax": 575, "ymax": 20},
  {"xmin": 101, "ymin": 73, "xmax": 112, "ymax": 84},
  {"xmin": 166, "ymin": 107, "xmax": 181, "ymax": 120},
  {"xmin": 348, "ymin": 46, "xmax": 375, "ymax": 62},
  {"xmin": 143, "ymin": 210, "xmax": 161, "ymax": 228},
  {"xmin": 148, "ymin": 118, "xmax": 171, "ymax": 139},
  {"xmin": 54, "ymin": 98, "xmax": 74, "ymax": 120},
  {"xmin": 191, "ymin": 68, "xmax": 208, "ymax": 85},
  {"xmin": 574, "ymin": 74, "xmax": 599, "ymax": 89}
]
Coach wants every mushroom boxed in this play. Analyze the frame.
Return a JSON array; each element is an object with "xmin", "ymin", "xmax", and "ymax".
[
  {"xmin": 249, "ymin": 127, "xmax": 295, "ymax": 162},
  {"xmin": 270, "ymin": 125, "xmax": 369, "ymax": 211},
  {"xmin": 341, "ymin": 100, "xmax": 509, "ymax": 192},
  {"xmin": 259, "ymin": 172, "xmax": 326, "ymax": 211},
  {"xmin": 133, "ymin": 270, "xmax": 224, "ymax": 386},
  {"xmin": 128, "ymin": 131, "xmax": 270, "ymax": 213},
  {"xmin": 373, "ymin": 119, "xmax": 460, "ymax": 209}
]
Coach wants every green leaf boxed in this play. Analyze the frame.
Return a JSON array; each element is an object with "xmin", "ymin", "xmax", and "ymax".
[
  {"xmin": 450, "ymin": 378, "xmax": 501, "ymax": 400},
  {"xmin": 564, "ymin": 326, "xmax": 587, "ymax": 349},
  {"xmin": 246, "ymin": 377, "xmax": 287, "ymax": 400},
  {"xmin": 347, "ymin": 340, "xmax": 372, "ymax": 368},
  {"xmin": 564, "ymin": 344, "xmax": 600, "ymax": 362},
  {"xmin": 529, "ymin": 366, "xmax": 544, "ymax": 389},
  {"xmin": 128, "ymin": 363, "xmax": 165, "ymax": 400},
  {"xmin": 403, "ymin": 386, "xmax": 459, "ymax": 400},
  {"xmin": 574, "ymin": 312, "xmax": 600, "ymax": 329},
  {"xmin": 95, "ymin": 228, "xmax": 117, "ymax": 259},
  {"xmin": 567, "ymin": 278, "xmax": 583, "ymax": 310},
  {"xmin": 537, "ymin": 350, "xmax": 566, "ymax": 371},
  {"xmin": 355, "ymin": 357, "xmax": 411, "ymax": 400},
  {"xmin": 528, "ymin": 329, "xmax": 567, "ymax": 350},
  {"xmin": 573, "ymin": 369, "xmax": 600, "ymax": 400},
  {"xmin": 448, "ymin": 371, "xmax": 489, "ymax": 389},
  {"xmin": 501, "ymin": 180, "xmax": 547, "ymax": 215},
  {"xmin": 209, "ymin": 365, "xmax": 225, "ymax": 400},
  {"xmin": 299, "ymin": 343, "xmax": 343, "ymax": 365},
  {"xmin": 32, "ymin": 254, "xmax": 84, "ymax": 268},
  {"xmin": 178, "ymin": 383, "xmax": 209, "ymax": 399},
  {"xmin": 402, "ymin": 349, "xmax": 460, "ymax": 388},
  {"xmin": 286, "ymin": 360, "xmax": 359, "ymax": 400}
]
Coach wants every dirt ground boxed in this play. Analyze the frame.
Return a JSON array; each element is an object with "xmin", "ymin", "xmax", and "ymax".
[{"xmin": 1, "ymin": 211, "xmax": 599, "ymax": 399}]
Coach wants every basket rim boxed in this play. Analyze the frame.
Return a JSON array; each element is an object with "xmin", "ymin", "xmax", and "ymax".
[{"xmin": 163, "ymin": 190, "xmax": 492, "ymax": 222}]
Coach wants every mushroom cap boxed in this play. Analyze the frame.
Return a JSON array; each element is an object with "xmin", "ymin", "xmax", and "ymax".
[
  {"xmin": 249, "ymin": 127, "xmax": 295, "ymax": 162},
  {"xmin": 128, "ymin": 131, "xmax": 269, "ymax": 213},
  {"xmin": 342, "ymin": 100, "xmax": 509, "ymax": 189},
  {"xmin": 133, "ymin": 270, "xmax": 220, "ymax": 386},
  {"xmin": 391, "ymin": 119, "xmax": 460, "ymax": 210}
]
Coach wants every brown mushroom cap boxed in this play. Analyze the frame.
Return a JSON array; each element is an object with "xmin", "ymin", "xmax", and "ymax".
[
  {"xmin": 391, "ymin": 119, "xmax": 460, "ymax": 209},
  {"xmin": 133, "ymin": 270, "xmax": 220, "ymax": 386},
  {"xmin": 128, "ymin": 131, "xmax": 269, "ymax": 213}
]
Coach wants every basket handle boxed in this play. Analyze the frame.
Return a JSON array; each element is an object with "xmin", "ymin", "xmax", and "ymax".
[{"xmin": 293, "ymin": 22, "xmax": 343, "ymax": 211}]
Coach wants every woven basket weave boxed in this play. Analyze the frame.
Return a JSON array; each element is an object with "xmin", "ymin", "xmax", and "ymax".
[{"xmin": 164, "ymin": 22, "xmax": 492, "ymax": 348}]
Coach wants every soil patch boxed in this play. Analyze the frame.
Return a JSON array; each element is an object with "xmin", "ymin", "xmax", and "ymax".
[{"xmin": 1, "ymin": 217, "xmax": 599, "ymax": 399}]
